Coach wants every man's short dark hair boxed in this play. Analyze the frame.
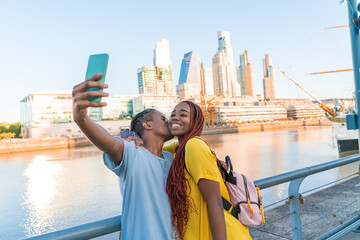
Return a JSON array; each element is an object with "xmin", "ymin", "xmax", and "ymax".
[{"xmin": 130, "ymin": 109, "xmax": 157, "ymax": 138}]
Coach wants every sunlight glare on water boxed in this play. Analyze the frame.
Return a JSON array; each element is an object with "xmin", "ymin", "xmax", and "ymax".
[{"xmin": 23, "ymin": 155, "xmax": 63, "ymax": 236}]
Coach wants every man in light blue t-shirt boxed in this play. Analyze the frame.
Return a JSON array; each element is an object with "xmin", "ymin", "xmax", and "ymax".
[
  {"xmin": 103, "ymin": 137, "xmax": 173, "ymax": 239},
  {"xmin": 73, "ymin": 74, "xmax": 174, "ymax": 239}
]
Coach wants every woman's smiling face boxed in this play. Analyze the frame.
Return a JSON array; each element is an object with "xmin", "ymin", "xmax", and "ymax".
[{"xmin": 168, "ymin": 102, "xmax": 191, "ymax": 138}]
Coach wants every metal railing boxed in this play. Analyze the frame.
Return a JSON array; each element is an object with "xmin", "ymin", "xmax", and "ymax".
[
  {"xmin": 25, "ymin": 154, "xmax": 360, "ymax": 240},
  {"xmin": 255, "ymin": 153, "xmax": 360, "ymax": 240}
]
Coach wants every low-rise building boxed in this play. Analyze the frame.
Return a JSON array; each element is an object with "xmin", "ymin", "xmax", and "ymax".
[
  {"xmin": 20, "ymin": 90, "xmax": 73, "ymax": 138},
  {"xmin": 20, "ymin": 91, "xmax": 135, "ymax": 138},
  {"xmin": 102, "ymin": 95, "xmax": 135, "ymax": 119},
  {"xmin": 267, "ymin": 98, "xmax": 325, "ymax": 119},
  {"xmin": 216, "ymin": 105, "xmax": 288, "ymax": 123},
  {"xmin": 132, "ymin": 94, "xmax": 177, "ymax": 117}
]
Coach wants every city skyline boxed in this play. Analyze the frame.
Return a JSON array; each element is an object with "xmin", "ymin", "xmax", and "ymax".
[{"xmin": 0, "ymin": 1, "xmax": 353, "ymax": 123}]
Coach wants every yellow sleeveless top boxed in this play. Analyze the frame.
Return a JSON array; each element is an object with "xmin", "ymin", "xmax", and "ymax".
[{"xmin": 164, "ymin": 137, "xmax": 252, "ymax": 240}]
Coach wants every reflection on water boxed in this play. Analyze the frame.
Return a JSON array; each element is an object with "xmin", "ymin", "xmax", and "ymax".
[
  {"xmin": 202, "ymin": 126, "xmax": 338, "ymax": 178},
  {"xmin": 0, "ymin": 126, "xmax": 358, "ymax": 239},
  {"xmin": 201, "ymin": 126, "xmax": 356, "ymax": 207},
  {"xmin": 23, "ymin": 155, "xmax": 63, "ymax": 236},
  {"xmin": 0, "ymin": 146, "xmax": 122, "ymax": 239}
]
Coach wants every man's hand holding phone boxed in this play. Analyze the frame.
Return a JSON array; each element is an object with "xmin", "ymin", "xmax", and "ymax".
[
  {"xmin": 72, "ymin": 54, "xmax": 125, "ymax": 164},
  {"xmin": 73, "ymin": 53, "xmax": 109, "ymax": 123},
  {"xmin": 72, "ymin": 73, "xmax": 109, "ymax": 123}
]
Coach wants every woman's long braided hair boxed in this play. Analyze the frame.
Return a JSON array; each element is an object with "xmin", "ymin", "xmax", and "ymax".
[{"xmin": 166, "ymin": 101, "xmax": 205, "ymax": 239}]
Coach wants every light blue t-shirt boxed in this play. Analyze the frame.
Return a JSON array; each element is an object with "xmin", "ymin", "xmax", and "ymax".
[{"xmin": 103, "ymin": 138, "xmax": 174, "ymax": 240}]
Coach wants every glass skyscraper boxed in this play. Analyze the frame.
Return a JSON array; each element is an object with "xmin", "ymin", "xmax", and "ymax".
[
  {"xmin": 137, "ymin": 66, "xmax": 158, "ymax": 94},
  {"xmin": 176, "ymin": 51, "xmax": 203, "ymax": 100},
  {"xmin": 238, "ymin": 50, "xmax": 255, "ymax": 97}
]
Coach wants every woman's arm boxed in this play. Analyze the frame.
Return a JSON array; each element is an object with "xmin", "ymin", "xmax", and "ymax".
[{"xmin": 198, "ymin": 179, "xmax": 227, "ymax": 240}]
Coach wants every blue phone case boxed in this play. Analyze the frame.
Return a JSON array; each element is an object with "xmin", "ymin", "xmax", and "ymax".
[{"xmin": 85, "ymin": 53, "xmax": 109, "ymax": 102}]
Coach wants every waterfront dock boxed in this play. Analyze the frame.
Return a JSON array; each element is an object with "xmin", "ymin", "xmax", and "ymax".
[
  {"xmin": 250, "ymin": 176, "xmax": 360, "ymax": 240},
  {"xmin": 22, "ymin": 151, "xmax": 359, "ymax": 240},
  {"xmin": 202, "ymin": 118, "xmax": 330, "ymax": 135},
  {"xmin": 0, "ymin": 118, "xmax": 330, "ymax": 154}
]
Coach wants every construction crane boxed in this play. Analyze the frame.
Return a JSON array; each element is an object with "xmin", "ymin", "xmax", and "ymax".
[
  {"xmin": 307, "ymin": 24, "xmax": 353, "ymax": 75},
  {"xmin": 200, "ymin": 91, "xmax": 228, "ymax": 127},
  {"xmin": 321, "ymin": 25, "xmax": 349, "ymax": 29},
  {"xmin": 278, "ymin": 67, "xmax": 337, "ymax": 117},
  {"xmin": 307, "ymin": 69, "xmax": 352, "ymax": 75}
]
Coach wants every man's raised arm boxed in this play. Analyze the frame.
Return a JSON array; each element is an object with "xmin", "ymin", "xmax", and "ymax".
[{"xmin": 72, "ymin": 73, "xmax": 124, "ymax": 165}]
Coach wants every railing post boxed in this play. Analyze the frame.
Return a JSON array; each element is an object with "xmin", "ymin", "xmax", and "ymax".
[
  {"xmin": 289, "ymin": 177, "xmax": 305, "ymax": 240},
  {"xmin": 354, "ymin": 164, "xmax": 360, "ymax": 233}
]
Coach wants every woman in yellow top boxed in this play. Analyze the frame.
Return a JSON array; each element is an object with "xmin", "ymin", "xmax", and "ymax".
[{"xmin": 164, "ymin": 101, "xmax": 251, "ymax": 240}]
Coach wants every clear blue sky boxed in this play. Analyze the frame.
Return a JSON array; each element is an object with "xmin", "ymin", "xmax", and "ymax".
[{"xmin": 0, "ymin": 0, "xmax": 353, "ymax": 123}]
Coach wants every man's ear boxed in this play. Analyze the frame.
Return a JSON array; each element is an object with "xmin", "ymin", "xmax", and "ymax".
[{"xmin": 142, "ymin": 121, "xmax": 152, "ymax": 130}]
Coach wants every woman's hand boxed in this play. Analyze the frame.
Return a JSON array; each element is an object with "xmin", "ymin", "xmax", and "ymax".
[{"xmin": 125, "ymin": 136, "xmax": 144, "ymax": 149}]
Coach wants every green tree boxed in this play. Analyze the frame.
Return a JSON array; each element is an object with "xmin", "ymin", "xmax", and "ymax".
[
  {"xmin": 0, "ymin": 122, "xmax": 21, "ymax": 137},
  {"xmin": 9, "ymin": 122, "xmax": 21, "ymax": 137},
  {"xmin": 0, "ymin": 132, "xmax": 14, "ymax": 139}
]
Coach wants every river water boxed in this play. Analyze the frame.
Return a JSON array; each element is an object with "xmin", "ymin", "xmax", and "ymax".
[{"xmin": 0, "ymin": 126, "xmax": 358, "ymax": 239}]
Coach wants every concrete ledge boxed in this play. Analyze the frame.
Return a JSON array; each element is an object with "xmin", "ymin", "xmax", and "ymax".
[
  {"xmin": 250, "ymin": 176, "xmax": 360, "ymax": 239},
  {"xmin": 202, "ymin": 118, "xmax": 330, "ymax": 135},
  {"xmin": 0, "ymin": 137, "xmax": 92, "ymax": 154}
]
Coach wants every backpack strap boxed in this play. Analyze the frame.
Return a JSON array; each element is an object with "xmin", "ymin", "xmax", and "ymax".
[
  {"xmin": 177, "ymin": 137, "xmax": 239, "ymax": 218},
  {"xmin": 181, "ymin": 137, "xmax": 223, "ymax": 177},
  {"xmin": 180, "ymin": 138, "xmax": 237, "ymax": 184},
  {"xmin": 222, "ymin": 196, "xmax": 238, "ymax": 218}
]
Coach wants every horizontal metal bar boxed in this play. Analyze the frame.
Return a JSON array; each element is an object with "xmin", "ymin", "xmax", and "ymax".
[
  {"xmin": 25, "ymin": 154, "xmax": 360, "ymax": 240},
  {"xmin": 327, "ymin": 219, "xmax": 360, "ymax": 240},
  {"xmin": 255, "ymin": 154, "xmax": 360, "ymax": 189},
  {"xmin": 315, "ymin": 215, "xmax": 360, "ymax": 240},
  {"xmin": 24, "ymin": 216, "xmax": 121, "ymax": 240}
]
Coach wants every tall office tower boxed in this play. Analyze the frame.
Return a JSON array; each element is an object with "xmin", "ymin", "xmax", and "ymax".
[
  {"xmin": 262, "ymin": 54, "xmax": 275, "ymax": 99},
  {"xmin": 212, "ymin": 31, "xmax": 238, "ymax": 96},
  {"xmin": 176, "ymin": 51, "xmax": 203, "ymax": 100},
  {"xmin": 154, "ymin": 38, "xmax": 172, "ymax": 69},
  {"xmin": 137, "ymin": 65, "xmax": 158, "ymax": 94},
  {"xmin": 203, "ymin": 68, "xmax": 214, "ymax": 95},
  {"xmin": 212, "ymin": 51, "xmax": 232, "ymax": 96},
  {"xmin": 150, "ymin": 38, "xmax": 174, "ymax": 95},
  {"xmin": 238, "ymin": 50, "xmax": 255, "ymax": 97}
]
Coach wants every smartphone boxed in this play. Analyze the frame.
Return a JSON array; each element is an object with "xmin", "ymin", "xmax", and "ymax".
[{"xmin": 85, "ymin": 53, "xmax": 109, "ymax": 102}]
